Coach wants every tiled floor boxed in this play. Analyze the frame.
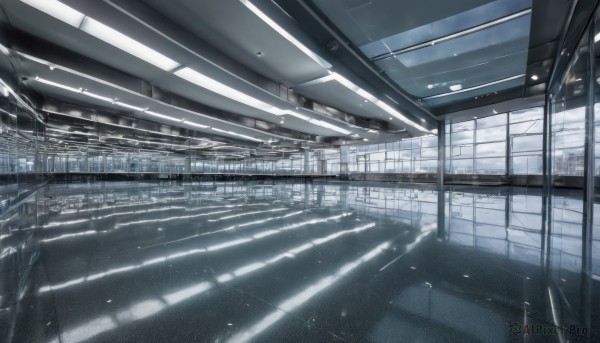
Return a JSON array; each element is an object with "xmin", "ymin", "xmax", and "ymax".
[{"xmin": 4, "ymin": 181, "xmax": 598, "ymax": 342}]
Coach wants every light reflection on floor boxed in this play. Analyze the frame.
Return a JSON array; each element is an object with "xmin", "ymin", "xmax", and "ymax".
[{"xmin": 4, "ymin": 181, "xmax": 599, "ymax": 342}]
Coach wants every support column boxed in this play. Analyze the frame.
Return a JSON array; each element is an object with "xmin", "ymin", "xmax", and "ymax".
[
  {"xmin": 315, "ymin": 150, "xmax": 324, "ymax": 175},
  {"xmin": 184, "ymin": 155, "xmax": 191, "ymax": 174},
  {"xmin": 437, "ymin": 122, "xmax": 445, "ymax": 187},
  {"xmin": 340, "ymin": 146, "xmax": 349, "ymax": 179},
  {"xmin": 542, "ymin": 93, "xmax": 552, "ymax": 268},
  {"xmin": 506, "ymin": 110, "xmax": 511, "ymax": 176},
  {"xmin": 580, "ymin": 23, "xmax": 595, "ymax": 331},
  {"xmin": 82, "ymin": 154, "xmax": 89, "ymax": 173},
  {"xmin": 437, "ymin": 121, "xmax": 446, "ymax": 239}
]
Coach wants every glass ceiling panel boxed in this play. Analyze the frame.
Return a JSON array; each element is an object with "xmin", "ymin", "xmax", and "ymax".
[
  {"xmin": 376, "ymin": 14, "xmax": 531, "ymax": 98},
  {"xmin": 312, "ymin": 0, "xmax": 533, "ymax": 108},
  {"xmin": 360, "ymin": 0, "xmax": 531, "ymax": 59},
  {"xmin": 312, "ymin": 0, "xmax": 499, "ymax": 46}
]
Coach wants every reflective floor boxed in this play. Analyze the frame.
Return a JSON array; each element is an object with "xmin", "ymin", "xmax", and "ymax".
[{"xmin": 3, "ymin": 181, "xmax": 599, "ymax": 342}]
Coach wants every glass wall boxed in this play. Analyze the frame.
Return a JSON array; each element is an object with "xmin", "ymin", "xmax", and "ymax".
[
  {"xmin": 547, "ymin": 7, "xmax": 599, "ymax": 337},
  {"xmin": 510, "ymin": 107, "xmax": 544, "ymax": 174},
  {"xmin": 348, "ymin": 135, "xmax": 438, "ymax": 174},
  {"xmin": 0, "ymin": 38, "xmax": 49, "ymax": 340},
  {"xmin": 445, "ymin": 107, "xmax": 543, "ymax": 175}
]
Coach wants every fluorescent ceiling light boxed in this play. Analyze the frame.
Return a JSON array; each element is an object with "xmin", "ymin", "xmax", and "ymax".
[
  {"xmin": 239, "ymin": 0, "xmax": 331, "ymax": 69},
  {"xmin": 79, "ymin": 17, "xmax": 180, "ymax": 71},
  {"xmin": 0, "ymin": 84, "xmax": 8, "ymax": 97},
  {"xmin": 449, "ymin": 84, "xmax": 462, "ymax": 91},
  {"xmin": 114, "ymin": 101, "xmax": 144, "ymax": 112},
  {"xmin": 21, "ymin": 0, "xmax": 180, "ymax": 71},
  {"xmin": 174, "ymin": 67, "xmax": 282, "ymax": 115},
  {"xmin": 328, "ymin": 73, "xmax": 429, "ymax": 132},
  {"xmin": 21, "ymin": 0, "xmax": 85, "ymax": 27},
  {"xmin": 595, "ymin": 32, "xmax": 600, "ymax": 43},
  {"xmin": 531, "ymin": 74, "xmax": 539, "ymax": 81},
  {"xmin": 35, "ymin": 77, "xmax": 82, "ymax": 93}
]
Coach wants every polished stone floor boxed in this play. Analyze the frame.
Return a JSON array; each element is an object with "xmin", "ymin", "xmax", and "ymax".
[{"xmin": 4, "ymin": 181, "xmax": 599, "ymax": 342}]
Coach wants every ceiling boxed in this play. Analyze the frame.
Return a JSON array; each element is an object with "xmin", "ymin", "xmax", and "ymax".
[{"xmin": 0, "ymin": 0, "xmax": 573, "ymax": 157}]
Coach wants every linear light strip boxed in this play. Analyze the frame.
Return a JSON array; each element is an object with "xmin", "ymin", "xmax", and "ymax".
[
  {"xmin": 420, "ymin": 74, "xmax": 525, "ymax": 100},
  {"xmin": 79, "ymin": 16, "xmax": 180, "ymax": 71}
]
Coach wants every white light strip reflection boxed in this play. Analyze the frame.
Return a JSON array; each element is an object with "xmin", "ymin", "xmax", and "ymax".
[
  {"xmin": 183, "ymin": 120, "xmax": 209, "ymax": 129},
  {"xmin": 144, "ymin": 110, "xmax": 182, "ymax": 122},
  {"xmin": 38, "ymin": 212, "xmax": 353, "ymax": 294},
  {"xmin": 163, "ymin": 281, "xmax": 213, "ymax": 305},
  {"xmin": 35, "ymin": 77, "xmax": 81, "ymax": 93},
  {"xmin": 115, "ymin": 101, "xmax": 144, "ymax": 112},
  {"xmin": 239, "ymin": 0, "xmax": 331, "ymax": 69},
  {"xmin": 207, "ymin": 208, "xmax": 287, "ymax": 222},
  {"xmin": 42, "ymin": 230, "xmax": 97, "ymax": 243},
  {"xmin": 50, "ymin": 223, "xmax": 376, "ymax": 343},
  {"xmin": 81, "ymin": 90, "xmax": 113, "ymax": 103},
  {"xmin": 44, "ymin": 218, "xmax": 89, "ymax": 228},
  {"xmin": 227, "ymin": 241, "xmax": 390, "ymax": 342},
  {"xmin": 114, "ymin": 209, "xmax": 233, "ymax": 228},
  {"xmin": 161, "ymin": 211, "xmax": 348, "ymax": 246},
  {"xmin": 60, "ymin": 315, "xmax": 117, "ymax": 343}
]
